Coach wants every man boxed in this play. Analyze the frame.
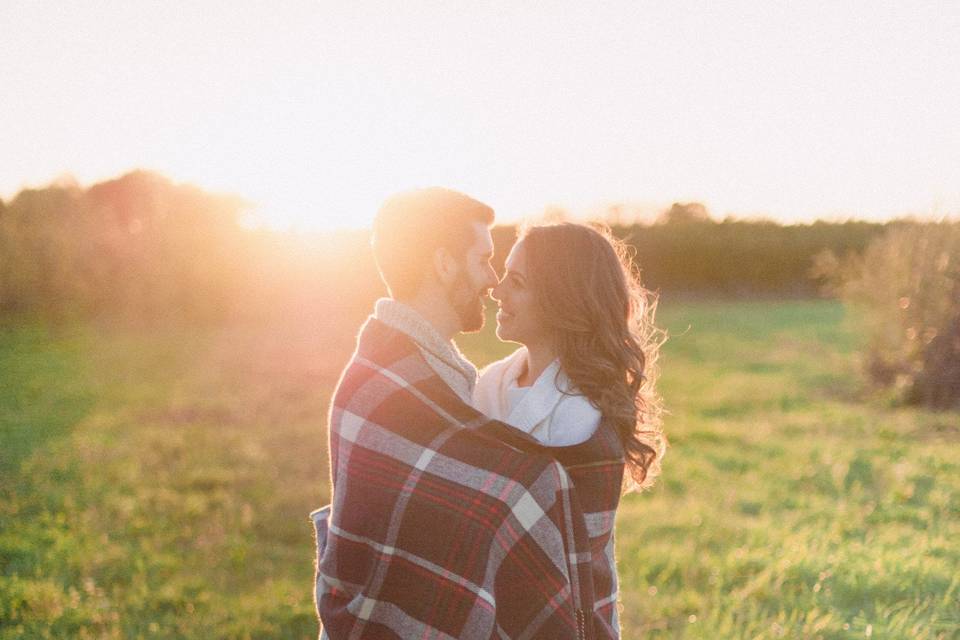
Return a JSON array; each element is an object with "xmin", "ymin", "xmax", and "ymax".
[{"xmin": 312, "ymin": 188, "xmax": 601, "ymax": 639}]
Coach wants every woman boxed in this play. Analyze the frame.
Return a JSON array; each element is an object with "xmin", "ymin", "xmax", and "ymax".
[{"xmin": 473, "ymin": 222, "xmax": 666, "ymax": 638}]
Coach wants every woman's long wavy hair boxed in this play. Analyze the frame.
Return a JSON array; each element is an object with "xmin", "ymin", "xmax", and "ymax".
[{"xmin": 521, "ymin": 222, "xmax": 666, "ymax": 492}]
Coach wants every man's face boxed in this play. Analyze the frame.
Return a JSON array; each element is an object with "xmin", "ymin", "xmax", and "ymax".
[{"xmin": 447, "ymin": 221, "xmax": 498, "ymax": 333}]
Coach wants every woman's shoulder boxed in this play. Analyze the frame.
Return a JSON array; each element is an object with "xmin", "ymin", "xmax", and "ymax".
[
  {"xmin": 548, "ymin": 392, "xmax": 602, "ymax": 446},
  {"xmin": 553, "ymin": 392, "xmax": 602, "ymax": 423},
  {"xmin": 552, "ymin": 367, "xmax": 601, "ymax": 420}
]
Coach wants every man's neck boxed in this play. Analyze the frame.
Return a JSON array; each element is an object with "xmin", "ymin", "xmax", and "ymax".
[
  {"xmin": 403, "ymin": 294, "xmax": 459, "ymax": 342},
  {"xmin": 518, "ymin": 342, "xmax": 557, "ymax": 387}
]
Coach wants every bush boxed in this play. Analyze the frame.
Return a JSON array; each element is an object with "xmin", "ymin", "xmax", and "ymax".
[
  {"xmin": 817, "ymin": 222, "xmax": 960, "ymax": 408},
  {"xmin": 0, "ymin": 171, "xmax": 383, "ymax": 328}
]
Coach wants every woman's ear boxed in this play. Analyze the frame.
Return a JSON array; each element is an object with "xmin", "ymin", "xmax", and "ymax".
[{"xmin": 433, "ymin": 247, "xmax": 459, "ymax": 286}]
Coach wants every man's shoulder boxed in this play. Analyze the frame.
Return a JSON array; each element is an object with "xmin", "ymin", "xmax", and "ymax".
[
  {"xmin": 330, "ymin": 321, "xmax": 408, "ymax": 405},
  {"xmin": 332, "ymin": 330, "xmax": 483, "ymax": 427},
  {"xmin": 331, "ymin": 345, "xmax": 416, "ymax": 403},
  {"xmin": 353, "ymin": 317, "xmax": 417, "ymax": 362}
]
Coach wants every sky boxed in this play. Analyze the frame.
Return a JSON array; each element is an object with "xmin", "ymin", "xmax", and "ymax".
[{"xmin": 2, "ymin": 1, "xmax": 959, "ymax": 230}]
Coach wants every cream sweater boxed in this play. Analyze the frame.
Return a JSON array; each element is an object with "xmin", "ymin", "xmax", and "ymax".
[{"xmin": 473, "ymin": 347, "xmax": 601, "ymax": 446}]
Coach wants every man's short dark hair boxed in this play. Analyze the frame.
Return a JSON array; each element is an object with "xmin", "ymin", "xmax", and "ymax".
[{"xmin": 372, "ymin": 187, "xmax": 494, "ymax": 300}]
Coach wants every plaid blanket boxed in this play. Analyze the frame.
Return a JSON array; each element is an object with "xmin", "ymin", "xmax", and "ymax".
[{"xmin": 314, "ymin": 318, "xmax": 625, "ymax": 639}]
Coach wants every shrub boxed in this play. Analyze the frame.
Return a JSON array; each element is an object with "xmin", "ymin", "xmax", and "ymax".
[{"xmin": 816, "ymin": 222, "xmax": 960, "ymax": 409}]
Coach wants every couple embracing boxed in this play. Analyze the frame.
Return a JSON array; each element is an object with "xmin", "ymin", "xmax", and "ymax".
[{"xmin": 312, "ymin": 188, "xmax": 665, "ymax": 639}]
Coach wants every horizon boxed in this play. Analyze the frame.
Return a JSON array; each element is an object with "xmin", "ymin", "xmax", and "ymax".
[
  {"xmin": 2, "ymin": 1, "xmax": 958, "ymax": 230},
  {"xmin": 7, "ymin": 167, "xmax": 955, "ymax": 233}
]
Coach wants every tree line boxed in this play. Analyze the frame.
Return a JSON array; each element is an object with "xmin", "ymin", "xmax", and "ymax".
[
  {"xmin": 0, "ymin": 170, "xmax": 925, "ymax": 326},
  {"xmin": 0, "ymin": 171, "xmax": 378, "ymax": 327}
]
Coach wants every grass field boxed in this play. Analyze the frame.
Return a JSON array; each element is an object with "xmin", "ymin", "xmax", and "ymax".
[{"xmin": 1, "ymin": 301, "xmax": 957, "ymax": 638}]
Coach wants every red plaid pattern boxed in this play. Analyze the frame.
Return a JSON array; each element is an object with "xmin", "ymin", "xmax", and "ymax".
[{"xmin": 316, "ymin": 318, "xmax": 625, "ymax": 639}]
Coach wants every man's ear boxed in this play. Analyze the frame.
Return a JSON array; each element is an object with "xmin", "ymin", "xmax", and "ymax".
[{"xmin": 433, "ymin": 247, "xmax": 459, "ymax": 286}]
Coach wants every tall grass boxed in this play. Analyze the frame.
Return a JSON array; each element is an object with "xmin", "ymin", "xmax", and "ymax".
[{"xmin": 2, "ymin": 301, "xmax": 957, "ymax": 638}]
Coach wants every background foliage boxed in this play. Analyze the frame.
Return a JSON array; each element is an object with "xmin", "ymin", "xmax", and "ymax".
[
  {"xmin": 817, "ymin": 223, "xmax": 960, "ymax": 409},
  {"xmin": 0, "ymin": 171, "xmax": 892, "ymax": 326}
]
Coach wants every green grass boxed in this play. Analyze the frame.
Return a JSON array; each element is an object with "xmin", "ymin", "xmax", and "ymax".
[
  {"xmin": 0, "ymin": 322, "xmax": 332, "ymax": 638},
  {"xmin": 2, "ymin": 301, "xmax": 958, "ymax": 638},
  {"xmin": 463, "ymin": 300, "xmax": 959, "ymax": 639}
]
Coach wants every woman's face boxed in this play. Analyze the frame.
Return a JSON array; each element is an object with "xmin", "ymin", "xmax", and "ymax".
[{"xmin": 491, "ymin": 240, "xmax": 548, "ymax": 347}]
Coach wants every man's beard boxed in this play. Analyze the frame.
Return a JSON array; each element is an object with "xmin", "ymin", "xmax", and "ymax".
[{"xmin": 447, "ymin": 271, "xmax": 486, "ymax": 333}]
